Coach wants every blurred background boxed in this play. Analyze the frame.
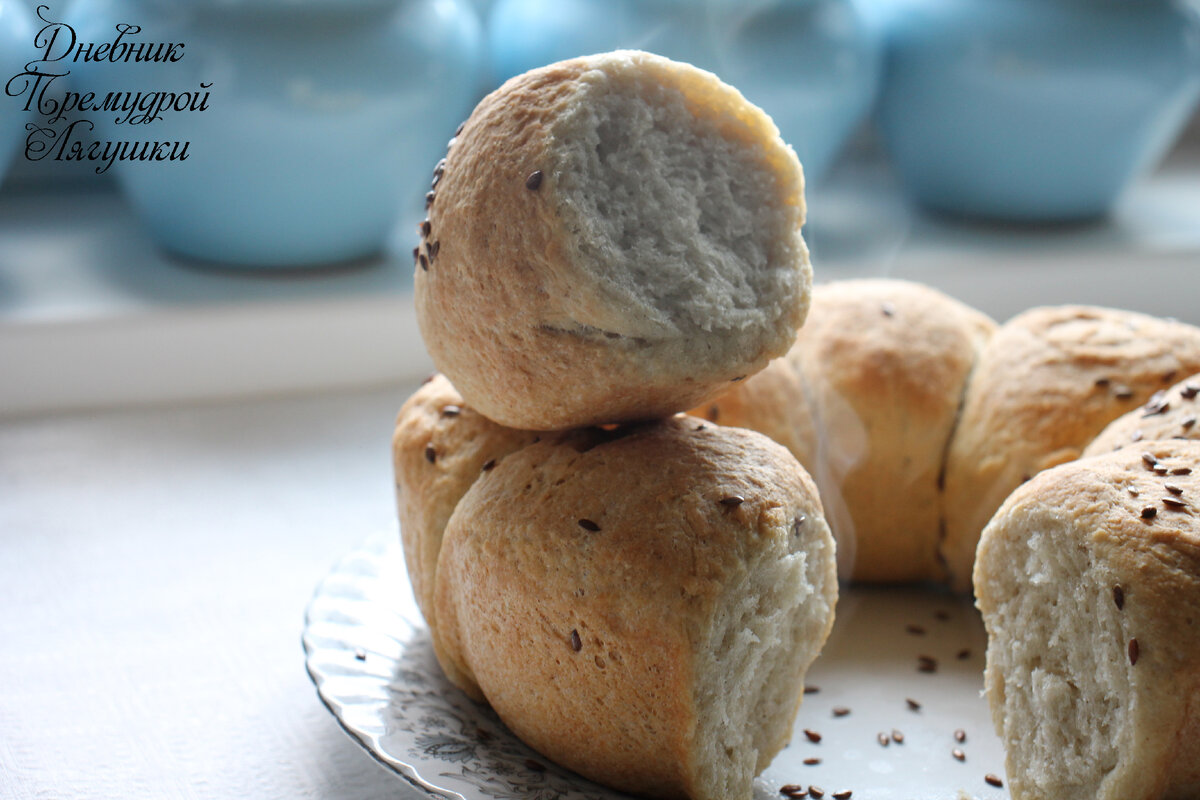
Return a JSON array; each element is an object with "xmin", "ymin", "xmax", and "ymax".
[{"xmin": 2, "ymin": 0, "xmax": 1200, "ymax": 416}]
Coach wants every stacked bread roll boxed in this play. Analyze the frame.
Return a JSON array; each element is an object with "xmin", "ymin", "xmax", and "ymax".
[{"xmin": 395, "ymin": 51, "xmax": 838, "ymax": 800}]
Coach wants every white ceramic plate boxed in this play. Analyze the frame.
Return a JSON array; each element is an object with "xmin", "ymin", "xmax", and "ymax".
[{"xmin": 303, "ymin": 531, "xmax": 1011, "ymax": 800}]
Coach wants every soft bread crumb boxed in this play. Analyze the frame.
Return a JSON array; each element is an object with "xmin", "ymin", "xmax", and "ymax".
[
  {"xmin": 553, "ymin": 55, "xmax": 801, "ymax": 341},
  {"xmin": 978, "ymin": 518, "xmax": 1127, "ymax": 800}
]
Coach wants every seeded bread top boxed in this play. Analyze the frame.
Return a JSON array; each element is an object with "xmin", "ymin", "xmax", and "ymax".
[
  {"xmin": 943, "ymin": 306, "xmax": 1200, "ymax": 591},
  {"xmin": 1084, "ymin": 372, "xmax": 1200, "ymax": 456}
]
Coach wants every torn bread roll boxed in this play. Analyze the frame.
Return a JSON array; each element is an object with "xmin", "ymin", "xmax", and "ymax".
[
  {"xmin": 694, "ymin": 279, "xmax": 995, "ymax": 583},
  {"xmin": 943, "ymin": 306, "xmax": 1200, "ymax": 591},
  {"xmin": 974, "ymin": 441, "xmax": 1200, "ymax": 800},
  {"xmin": 432, "ymin": 416, "xmax": 837, "ymax": 800},
  {"xmin": 415, "ymin": 50, "xmax": 811, "ymax": 430},
  {"xmin": 1084, "ymin": 372, "xmax": 1200, "ymax": 456}
]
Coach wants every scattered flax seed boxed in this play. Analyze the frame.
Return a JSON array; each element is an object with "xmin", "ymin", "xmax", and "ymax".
[
  {"xmin": 454, "ymin": 120, "xmax": 465, "ymax": 136},
  {"xmin": 1164, "ymin": 370, "xmax": 1178, "ymax": 383},
  {"xmin": 1172, "ymin": 467, "xmax": 1193, "ymax": 475},
  {"xmin": 429, "ymin": 240, "xmax": 440, "ymax": 262},
  {"xmin": 578, "ymin": 519, "xmax": 601, "ymax": 532},
  {"xmin": 1142, "ymin": 452, "xmax": 1160, "ymax": 468},
  {"xmin": 1131, "ymin": 429, "xmax": 1144, "ymax": 442},
  {"xmin": 1183, "ymin": 416, "xmax": 1197, "ymax": 431},
  {"xmin": 1155, "ymin": 466, "xmax": 1170, "ymax": 476},
  {"xmin": 440, "ymin": 404, "xmax": 461, "ymax": 417},
  {"xmin": 719, "ymin": 495, "xmax": 746, "ymax": 509},
  {"xmin": 1129, "ymin": 638, "xmax": 1140, "ymax": 665},
  {"xmin": 433, "ymin": 158, "xmax": 447, "ymax": 175},
  {"xmin": 804, "ymin": 685, "xmax": 820, "ymax": 694},
  {"xmin": 952, "ymin": 748, "xmax": 965, "ymax": 762},
  {"xmin": 694, "ymin": 424, "xmax": 706, "ymax": 432},
  {"xmin": 1183, "ymin": 382, "xmax": 1200, "ymax": 400},
  {"xmin": 1143, "ymin": 397, "xmax": 1171, "ymax": 417},
  {"xmin": 525, "ymin": 170, "xmax": 544, "ymax": 191},
  {"xmin": 412, "ymin": 246, "xmax": 420, "ymax": 263},
  {"xmin": 809, "ymin": 787, "xmax": 825, "ymax": 799},
  {"xmin": 780, "ymin": 785, "xmax": 806, "ymax": 798},
  {"xmin": 985, "ymin": 774, "xmax": 1003, "ymax": 788},
  {"xmin": 1163, "ymin": 497, "xmax": 1188, "ymax": 510},
  {"xmin": 881, "ymin": 302, "xmax": 895, "ymax": 317},
  {"xmin": 906, "ymin": 698, "xmax": 921, "ymax": 711},
  {"xmin": 1166, "ymin": 484, "xmax": 1185, "ymax": 495},
  {"xmin": 1114, "ymin": 585, "xmax": 1125, "ymax": 610},
  {"xmin": 1128, "ymin": 487, "xmax": 1140, "ymax": 498},
  {"xmin": 1114, "ymin": 384, "xmax": 1135, "ymax": 399},
  {"xmin": 570, "ymin": 629, "xmax": 582, "ymax": 652},
  {"xmin": 1094, "ymin": 377, "xmax": 1111, "ymax": 387},
  {"xmin": 424, "ymin": 444, "xmax": 436, "ymax": 463},
  {"xmin": 418, "ymin": 253, "xmax": 429, "ymax": 271},
  {"xmin": 804, "ymin": 729, "xmax": 822, "ymax": 743},
  {"xmin": 957, "ymin": 648, "xmax": 971, "ymax": 660},
  {"xmin": 793, "ymin": 515, "xmax": 807, "ymax": 537},
  {"xmin": 732, "ymin": 375, "xmax": 746, "ymax": 382},
  {"xmin": 832, "ymin": 792, "xmax": 852, "ymax": 800},
  {"xmin": 481, "ymin": 459, "xmax": 496, "ymax": 472},
  {"xmin": 832, "ymin": 707, "xmax": 851, "ymax": 717},
  {"xmin": 803, "ymin": 758, "xmax": 821, "ymax": 766},
  {"xmin": 955, "ymin": 729, "xmax": 967, "ymax": 743},
  {"xmin": 877, "ymin": 732, "xmax": 890, "ymax": 747},
  {"xmin": 906, "ymin": 624, "xmax": 927, "ymax": 636},
  {"xmin": 354, "ymin": 648, "xmax": 366, "ymax": 661},
  {"xmin": 524, "ymin": 759, "xmax": 546, "ymax": 772},
  {"xmin": 420, "ymin": 219, "xmax": 432, "ymax": 237},
  {"xmin": 891, "ymin": 729, "xmax": 905, "ymax": 743},
  {"xmin": 425, "ymin": 190, "xmax": 435, "ymax": 209},
  {"xmin": 1142, "ymin": 506, "xmax": 1158, "ymax": 520},
  {"xmin": 918, "ymin": 655, "xmax": 938, "ymax": 673}
]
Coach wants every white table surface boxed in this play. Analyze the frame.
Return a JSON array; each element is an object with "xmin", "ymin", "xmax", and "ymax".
[{"xmin": 0, "ymin": 382, "xmax": 429, "ymax": 800}]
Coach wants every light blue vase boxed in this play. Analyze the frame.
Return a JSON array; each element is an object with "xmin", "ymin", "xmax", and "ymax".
[
  {"xmin": 876, "ymin": 0, "xmax": 1200, "ymax": 222},
  {"xmin": 487, "ymin": 0, "xmax": 881, "ymax": 186},
  {"xmin": 64, "ymin": 0, "xmax": 484, "ymax": 267},
  {"xmin": 0, "ymin": 0, "xmax": 36, "ymax": 187}
]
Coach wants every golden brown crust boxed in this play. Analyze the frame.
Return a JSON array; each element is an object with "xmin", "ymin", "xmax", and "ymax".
[
  {"xmin": 688, "ymin": 355, "xmax": 819, "ymax": 469},
  {"xmin": 414, "ymin": 51, "xmax": 808, "ymax": 430},
  {"xmin": 433, "ymin": 417, "xmax": 835, "ymax": 799},
  {"xmin": 391, "ymin": 375, "xmax": 548, "ymax": 632},
  {"xmin": 1084, "ymin": 372, "xmax": 1200, "ymax": 457},
  {"xmin": 974, "ymin": 442, "xmax": 1200, "ymax": 800},
  {"xmin": 693, "ymin": 279, "xmax": 995, "ymax": 583},
  {"xmin": 795, "ymin": 280, "xmax": 995, "ymax": 583},
  {"xmin": 943, "ymin": 306, "xmax": 1200, "ymax": 592}
]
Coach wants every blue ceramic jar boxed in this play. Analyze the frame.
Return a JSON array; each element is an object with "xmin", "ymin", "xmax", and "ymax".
[
  {"xmin": 63, "ymin": 0, "xmax": 483, "ymax": 267},
  {"xmin": 487, "ymin": 0, "xmax": 881, "ymax": 186},
  {"xmin": 875, "ymin": 0, "xmax": 1200, "ymax": 222},
  {"xmin": 0, "ymin": 0, "xmax": 36, "ymax": 187}
]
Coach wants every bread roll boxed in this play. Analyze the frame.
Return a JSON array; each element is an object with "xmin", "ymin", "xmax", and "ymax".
[
  {"xmin": 415, "ymin": 50, "xmax": 811, "ymax": 430},
  {"xmin": 433, "ymin": 417, "xmax": 838, "ymax": 800},
  {"xmin": 690, "ymin": 354, "xmax": 820, "ymax": 472},
  {"xmin": 391, "ymin": 375, "xmax": 550, "ymax": 652},
  {"xmin": 974, "ymin": 441, "xmax": 1200, "ymax": 800},
  {"xmin": 695, "ymin": 279, "xmax": 995, "ymax": 583},
  {"xmin": 943, "ymin": 306, "xmax": 1200, "ymax": 592},
  {"xmin": 1084, "ymin": 372, "xmax": 1200, "ymax": 456}
]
